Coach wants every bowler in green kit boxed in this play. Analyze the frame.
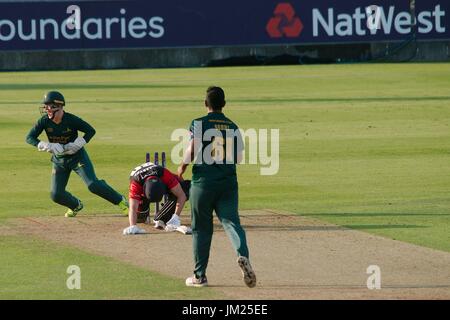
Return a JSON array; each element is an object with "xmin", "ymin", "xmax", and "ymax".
[
  {"xmin": 26, "ymin": 91, "xmax": 129, "ymax": 218},
  {"xmin": 178, "ymin": 86, "xmax": 256, "ymax": 288}
]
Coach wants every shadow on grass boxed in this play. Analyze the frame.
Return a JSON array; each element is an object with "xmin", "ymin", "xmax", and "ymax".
[
  {"xmin": 3, "ymin": 95, "xmax": 450, "ymax": 105},
  {"xmin": 241, "ymin": 96, "xmax": 450, "ymax": 103},
  {"xmin": 0, "ymin": 99, "xmax": 200, "ymax": 105},
  {"xmin": 343, "ymin": 224, "xmax": 427, "ymax": 230},
  {"xmin": 241, "ymin": 225, "xmax": 345, "ymax": 232},
  {"xmin": 239, "ymin": 211, "xmax": 430, "ymax": 232},
  {"xmin": 0, "ymin": 83, "xmax": 201, "ymax": 90},
  {"xmin": 302, "ymin": 213, "xmax": 450, "ymax": 217},
  {"xmin": 219, "ymin": 223, "xmax": 427, "ymax": 232}
]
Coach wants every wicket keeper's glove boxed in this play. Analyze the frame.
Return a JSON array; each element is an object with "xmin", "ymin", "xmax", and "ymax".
[
  {"xmin": 63, "ymin": 137, "xmax": 86, "ymax": 155},
  {"xmin": 38, "ymin": 141, "xmax": 64, "ymax": 155},
  {"xmin": 37, "ymin": 141, "xmax": 49, "ymax": 151}
]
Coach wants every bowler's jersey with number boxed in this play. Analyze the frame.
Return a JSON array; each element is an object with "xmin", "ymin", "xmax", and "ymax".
[{"xmin": 189, "ymin": 112, "xmax": 243, "ymax": 185}]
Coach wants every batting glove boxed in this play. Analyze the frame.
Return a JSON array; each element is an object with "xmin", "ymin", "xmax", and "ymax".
[
  {"xmin": 123, "ymin": 225, "xmax": 146, "ymax": 235},
  {"xmin": 166, "ymin": 214, "xmax": 181, "ymax": 227}
]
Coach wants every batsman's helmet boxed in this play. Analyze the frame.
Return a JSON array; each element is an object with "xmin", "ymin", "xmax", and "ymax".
[
  {"xmin": 143, "ymin": 176, "xmax": 166, "ymax": 203},
  {"xmin": 43, "ymin": 91, "xmax": 65, "ymax": 106}
]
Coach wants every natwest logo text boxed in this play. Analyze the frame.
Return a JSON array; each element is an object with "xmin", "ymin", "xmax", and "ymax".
[{"xmin": 313, "ymin": 4, "xmax": 445, "ymax": 37}]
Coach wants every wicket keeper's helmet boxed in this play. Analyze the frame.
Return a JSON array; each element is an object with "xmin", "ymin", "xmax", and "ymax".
[
  {"xmin": 143, "ymin": 176, "xmax": 167, "ymax": 203},
  {"xmin": 43, "ymin": 91, "xmax": 65, "ymax": 106}
]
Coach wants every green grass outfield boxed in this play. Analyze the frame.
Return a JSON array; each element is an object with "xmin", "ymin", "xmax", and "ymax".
[
  {"xmin": 1, "ymin": 63, "xmax": 449, "ymax": 298},
  {"xmin": 0, "ymin": 235, "xmax": 221, "ymax": 299}
]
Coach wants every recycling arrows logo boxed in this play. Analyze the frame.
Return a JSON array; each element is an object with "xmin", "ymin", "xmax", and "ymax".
[{"xmin": 266, "ymin": 3, "xmax": 304, "ymax": 38}]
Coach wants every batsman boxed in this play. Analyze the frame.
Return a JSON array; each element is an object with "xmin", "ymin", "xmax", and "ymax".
[
  {"xmin": 123, "ymin": 161, "xmax": 191, "ymax": 235},
  {"xmin": 25, "ymin": 91, "xmax": 129, "ymax": 217}
]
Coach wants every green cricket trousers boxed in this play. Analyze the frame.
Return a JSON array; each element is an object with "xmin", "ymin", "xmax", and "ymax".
[
  {"xmin": 190, "ymin": 181, "xmax": 250, "ymax": 278},
  {"xmin": 50, "ymin": 149, "xmax": 122, "ymax": 210}
]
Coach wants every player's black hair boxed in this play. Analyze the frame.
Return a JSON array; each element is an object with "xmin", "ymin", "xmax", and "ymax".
[{"xmin": 206, "ymin": 86, "xmax": 226, "ymax": 111}]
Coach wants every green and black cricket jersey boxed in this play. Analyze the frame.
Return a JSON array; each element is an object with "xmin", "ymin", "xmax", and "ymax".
[
  {"xmin": 26, "ymin": 112, "xmax": 96, "ymax": 166},
  {"xmin": 26, "ymin": 112, "xmax": 123, "ymax": 207},
  {"xmin": 189, "ymin": 112, "xmax": 243, "ymax": 186},
  {"xmin": 188, "ymin": 112, "xmax": 249, "ymax": 277}
]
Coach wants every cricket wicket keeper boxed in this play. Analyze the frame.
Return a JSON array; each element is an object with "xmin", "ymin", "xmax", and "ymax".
[{"xmin": 26, "ymin": 91, "xmax": 129, "ymax": 217}]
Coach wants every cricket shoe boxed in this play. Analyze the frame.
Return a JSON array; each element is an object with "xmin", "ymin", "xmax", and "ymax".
[
  {"xmin": 185, "ymin": 275, "xmax": 208, "ymax": 287},
  {"xmin": 164, "ymin": 214, "xmax": 181, "ymax": 232},
  {"xmin": 153, "ymin": 219, "xmax": 166, "ymax": 230},
  {"xmin": 65, "ymin": 200, "xmax": 83, "ymax": 218},
  {"xmin": 237, "ymin": 256, "xmax": 257, "ymax": 288},
  {"xmin": 123, "ymin": 225, "xmax": 146, "ymax": 235},
  {"xmin": 117, "ymin": 195, "xmax": 129, "ymax": 215}
]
